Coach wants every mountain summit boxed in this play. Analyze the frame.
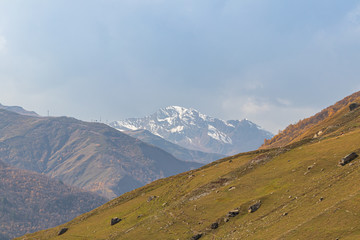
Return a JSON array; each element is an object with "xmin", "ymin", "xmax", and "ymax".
[{"xmin": 109, "ymin": 106, "xmax": 273, "ymax": 155}]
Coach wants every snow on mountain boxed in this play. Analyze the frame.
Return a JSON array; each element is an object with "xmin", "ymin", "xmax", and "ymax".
[{"xmin": 109, "ymin": 106, "xmax": 274, "ymax": 156}]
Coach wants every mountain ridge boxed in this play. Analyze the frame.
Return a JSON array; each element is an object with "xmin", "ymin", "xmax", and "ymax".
[
  {"xmin": 0, "ymin": 109, "xmax": 201, "ymax": 199},
  {"xmin": 0, "ymin": 103, "xmax": 39, "ymax": 117},
  {"xmin": 109, "ymin": 106, "xmax": 273, "ymax": 156},
  {"xmin": 261, "ymin": 91, "xmax": 360, "ymax": 149}
]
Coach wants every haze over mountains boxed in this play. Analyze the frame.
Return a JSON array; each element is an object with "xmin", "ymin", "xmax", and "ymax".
[
  {"xmin": 109, "ymin": 106, "xmax": 273, "ymax": 156},
  {"xmin": 23, "ymin": 91, "xmax": 360, "ymax": 240}
]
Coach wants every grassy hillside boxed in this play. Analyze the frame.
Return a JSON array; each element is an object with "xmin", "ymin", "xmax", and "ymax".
[{"xmin": 19, "ymin": 96, "xmax": 360, "ymax": 239}]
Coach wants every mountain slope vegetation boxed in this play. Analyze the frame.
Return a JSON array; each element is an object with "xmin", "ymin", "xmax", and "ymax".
[
  {"xmin": 0, "ymin": 110, "xmax": 201, "ymax": 199},
  {"xmin": 21, "ymin": 93, "xmax": 360, "ymax": 239}
]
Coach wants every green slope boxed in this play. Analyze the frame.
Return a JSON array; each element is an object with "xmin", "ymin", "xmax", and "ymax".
[{"xmin": 19, "ymin": 96, "xmax": 360, "ymax": 240}]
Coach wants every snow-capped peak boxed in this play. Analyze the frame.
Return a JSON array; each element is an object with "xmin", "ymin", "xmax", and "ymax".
[{"xmin": 108, "ymin": 106, "xmax": 273, "ymax": 156}]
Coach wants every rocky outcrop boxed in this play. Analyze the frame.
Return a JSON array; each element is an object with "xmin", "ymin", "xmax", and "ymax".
[
  {"xmin": 111, "ymin": 217, "xmax": 122, "ymax": 226},
  {"xmin": 339, "ymin": 152, "xmax": 358, "ymax": 166},
  {"xmin": 248, "ymin": 200, "xmax": 262, "ymax": 213},
  {"xmin": 210, "ymin": 222, "xmax": 219, "ymax": 229},
  {"xmin": 191, "ymin": 233, "xmax": 203, "ymax": 240},
  {"xmin": 226, "ymin": 209, "xmax": 240, "ymax": 217},
  {"xmin": 58, "ymin": 228, "xmax": 68, "ymax": 236},
  {"xmin": 349, "ymin": 103, "xmax": 359, "ymax": 111}
]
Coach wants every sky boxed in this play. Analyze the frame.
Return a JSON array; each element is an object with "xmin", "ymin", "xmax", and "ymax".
[{"xmin": 1, "ymin": 0, "xmax": 360, "ymax": 133}]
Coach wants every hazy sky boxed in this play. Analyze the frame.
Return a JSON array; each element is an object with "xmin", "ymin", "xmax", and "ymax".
[{"xmin": 1, "ymin": 0, "xmax": 360, "ymax": 133}]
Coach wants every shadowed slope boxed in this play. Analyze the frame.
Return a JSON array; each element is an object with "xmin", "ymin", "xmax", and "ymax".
[{"xmin": 0, "ymin": 161, "xmax": 106, "ymax": 240}]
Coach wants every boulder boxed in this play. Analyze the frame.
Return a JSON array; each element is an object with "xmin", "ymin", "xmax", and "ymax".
[
  {"xmin": 339, "ymin": 152, "xmax": 358, "ymax": 166},
  {"xmin": 147, "ymin": 196, "xmax": 157, "ymax": 202},
  {"xmin": 211, "ymin": 222, "xmax": 219, "ymax": 229},
  {"xmin": 111, "ymin": 217, "xmax": 122, "ymax": 226},
  {"xmin": 248, "ymin": 200, "xmax": 262, "ymax": 213},
  {"xmin": 191, "ymin": 233, "xmax": 203, "ymax": 240},
  {"xmin": 349, "ymin": 103, "xmax": 360, "ymax": 111},
  {"xmin": 227, "ymin": 209, "xmax": 239, "ymax": 217},
  {"xmin": 58, "ymin": 228, "xmax": 68, "ymax": 236}
]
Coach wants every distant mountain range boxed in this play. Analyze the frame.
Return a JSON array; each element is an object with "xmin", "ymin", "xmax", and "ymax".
[
  {"xmin": 109, "ymin": 106, "xmax": 273, "ymax": 156},
  {"xmin": 0, "ymin": 160, "xmax": 106, "ymax": 240},
  {"xmin": 0, "ymin": 103, "xmax": 38, "ymax": 117},
  {"xmin": 0, "ymin": 109, "xmax": 201, "ymax": 199},
  {"xmin": 123, "ymin": 129, "xmax": 225, "ymax": 164}
]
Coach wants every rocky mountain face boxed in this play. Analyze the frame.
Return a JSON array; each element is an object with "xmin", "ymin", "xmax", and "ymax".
[
  {"xmin": 22, "ymin": 92, "xmax": 360, "ymax": 240},
  {"xmin": 109, "ymin": 106, "xmax": 273, "ymax": 156},
  {"xmin": 0, "ymin": 160, "xmax": 107, "ymax": 240},
  {"xmin": 0, "ymin": 109, "xmax": 201, "ymax": 199},
  {"xmin": 124, "ymin": 129, "xmax": 225, "ymax": 164}
]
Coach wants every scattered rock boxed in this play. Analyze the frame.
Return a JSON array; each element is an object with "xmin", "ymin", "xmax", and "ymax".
[
  {"xmin": 313, "ymin": 130, "xmax": 323, "ymax": 138},
  {"xmin": 319, "ymin": 197, "xmax": 324, "ymax": 202},
  {"xmin": 339, "ymin": 152, "xmax": 358, "ymax": 166},
  {"xmin": 227, "ymin": 209, "xmax": 240, "ymax": 217},
  {"xmin": 162, "ymin": 202, "xmax": 168, "ymax": 207},
  {"xmin": 147, "ymin": 196, "xmax": 157, "ymax": 202},
  {"xmin": 229, "ymin": 159, "xmax": 233, "ymax": 163},
  {"xmin": 211, "ymin": 222, "xmax": 219, "ymax": 229},
  {"xmin": 228, "ymin": 186, "xmax": 236, "ymax": 191},
  {"xmin": 58, "ymin": 228, "xmax": 68, "ymax": 236},
  {"xmin": 137, "ymin": 214, "xmax": 143, "ymax": 218},
  {"xmin": 282, "ymin": 212, "xmax": 288, "ymax": 216},
  {"xmin": 191, "ymin": 233, "xmax": 203, "ymax": 240},
  {"xmin": 111, "ymin": 217, "xmax": 122, "ymax": 226},
  {"xmin": 248, "ymin": 200, "xmax": 262, "ymax": 213},
  {"xmin": 349, "ymin": 103, "xmax": 360, "ymax": 111},
  {"xmin": 224, "ymin": 217, "xmax": 229, "ymax": 222},
  {"xmin": 307, "ymin": 165, "xmax": 313, "ymax": 170}
]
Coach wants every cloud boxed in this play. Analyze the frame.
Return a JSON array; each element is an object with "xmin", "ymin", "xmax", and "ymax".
[
  {"xmin": 276, "ymin": 98, "xmax": 292, "ymax": 106},
  {"xmin": 221, "ymin": 95, "xmax": 318, "ymax": 133},
  {"xmin": 346, "ymin": 4, "xmax": 360, "ymax": 25}
]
